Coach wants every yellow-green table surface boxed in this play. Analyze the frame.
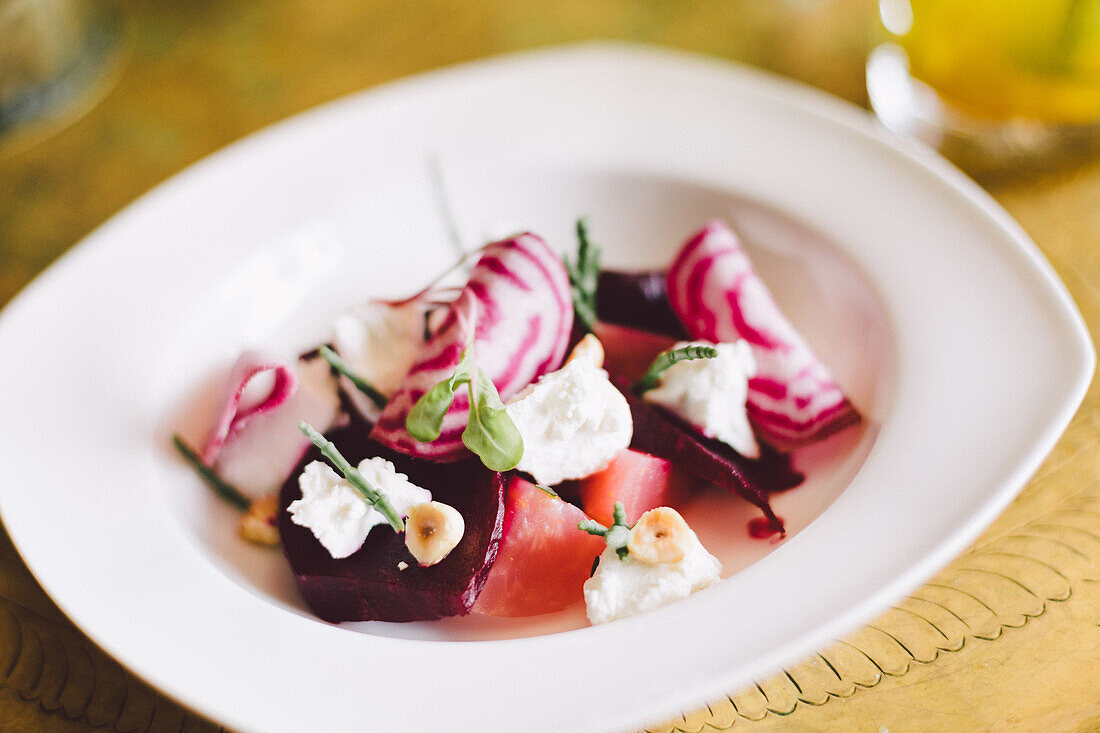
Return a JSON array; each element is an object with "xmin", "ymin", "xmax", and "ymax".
[{"xmin": 1, "ymin": 2, "xmax": 1098, "ymax": 731}]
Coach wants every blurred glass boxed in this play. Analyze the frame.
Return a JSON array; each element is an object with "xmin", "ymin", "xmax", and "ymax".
[
  {"xmin": 867, "ymin": 0, "xmax": 1100, "ymax": 178},
  {"xmin": 0, "ymin": 0, "xmax": 122, "ymax": 156}
]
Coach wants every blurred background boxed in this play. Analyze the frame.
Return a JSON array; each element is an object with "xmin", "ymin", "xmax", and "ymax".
[
  {"xmin": 6, "ymin": 0, "xmax": 1100, "ymax": 309},
  {"xmin": 2, "ymin": 1, "xmax": 1100, "ymax": 731},
  {"xmin": 2, "ymin": 0, "xmax": 878, "ymax": 309},
  {"xmin": 6, "ymin": 0, "xmax": 1100, "ymax": 306}
]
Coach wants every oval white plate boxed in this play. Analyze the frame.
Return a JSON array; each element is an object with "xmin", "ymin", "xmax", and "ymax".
[{"xmin": 0, "ymin": 44, "xmax": 1092, "ymax": 733}]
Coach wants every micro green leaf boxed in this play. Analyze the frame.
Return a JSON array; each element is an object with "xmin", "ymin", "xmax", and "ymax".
[
  {"xmin": 632, "ymin": 344, "xmax": 720, "ymax": 395},
  {"xmin": 406, "ymin": 346, "xmax": 475, "ymax": 442},
  {"xmin": 406, "ymin": 339, "xmax": 524, "ymax": 472},
  {"xmin": 172, "ymin": 435, "xmax": 252, "ymax": 512},
  {"xmin": 462, "ymin": 366, "xmax": 524, "ymax": 471},
  {"xmin": 564, "ymin": 218, "xmax": 602, "ymax": 333},
  {"xmin": 298, "ymin": 421, "xmax": 405, "ymax": 532},
  {"xmin": 319, "ymin": 345, "xmax": 388, "ymax": 410}
]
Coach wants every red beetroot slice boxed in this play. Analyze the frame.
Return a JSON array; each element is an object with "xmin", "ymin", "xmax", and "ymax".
[
  {"xmin": 278, "ymin": 421, "xmax": 506, "ymax": 623},
  {"xmin": 472, "ymin": 476, "xmax": 605, "ymax": 618},
  {"xmin": 596, "ymin": 269, "xmax": 690, "ymax": 340},
  {"xmin": 579, "ymin": 448, "xmax": 690, "ymax": 526},
  {"xmin": 618, "ymin": 382, "xmax": 802, "ymax": 534},
  {"xmin": 371, "ymin": 233, "xmax": 573, "ymax": 462},
  {"xmin": 667, "ymin": 220, "xmax": 860, "ymax": 449}
]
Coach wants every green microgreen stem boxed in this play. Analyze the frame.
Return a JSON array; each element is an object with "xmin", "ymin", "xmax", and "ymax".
[
  {"xmin": 298, "ymin": 421, "xmax": 405, "ymax": 532},
  {"xmin": 578, "ymin": 501, "xmax": 633, "ymax": 561},
  {"xmin": 534, "ymin": 483, "xmax": 559, "ymax": 498},
  {"xmin": 632, "ymin": 345, "xmax": 720, "ymax": 395},
  {"xmin": 564, "ymin": 218, "xmax": 601, "ymax": 333},
  {"xmin": 172, "ymin": 435, "xmax": 251, "ymax": 512},
  {"xmin": 319, "ymin": 345, "xmax": 388, "ymax": 410}
]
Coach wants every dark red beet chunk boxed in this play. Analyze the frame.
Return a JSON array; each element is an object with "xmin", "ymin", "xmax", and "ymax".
[
  {"xmin": 278, "ymin": 421, "xmax": 506, "ymax": 623},
  {"xmin": 618, "ymin": 381, "xmax": 801, "ymax": 535},
  {"xmin": 596, "ymin": 269, "xmax": 691, "ymax": 340}
]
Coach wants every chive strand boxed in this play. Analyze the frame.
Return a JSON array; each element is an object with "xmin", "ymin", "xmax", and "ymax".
[
  {"xmin": 297, "ymin": 422, "xmax": 405, "ymax": 532},
  {"xmin": 319, "ymin": 345, "xmax": 388, "ymax": 410},
  {"xmin": 172, "ymin": 435, "xmax": 252, "ymax": 512},
  {"xmin": 632, "ymin": 345, "xmax": 719, "ymax": 394}
]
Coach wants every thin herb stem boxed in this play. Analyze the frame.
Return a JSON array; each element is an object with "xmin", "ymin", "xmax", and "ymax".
[
  {"xmin": 577, "ymin": 502, "xmax": 632, "ymax": 561},
  {"xmin": 632, "ymin": 345, "xmax": 719, "ymax": 394},
  {"xmin": 388, "ymin": 244, "xmax": 489, "ymax": 307},
  {"xmin": 566, "ymin": 218, "xmax": 601, "ymax": 333},
  {"xmin": 298, "ymin": 422, "xmax": 405, "ymax": 532},
  {"xmin": 578, "ymin": 518, "xmax": 609, "ymax": 536},
  {"xmin": 319, "ymin": 345, "xmax": 388, "ymax": 409},
  {"xmin": 427, "ymin": 154, "xmax": 465, "ymax": 260},
  {"xmin": 172, "ymin": 435, "xmax": 252, "ymax": 512},
  {"xmin": 612, "ymin": 502, "xmax": 628, "ymax": 528}
]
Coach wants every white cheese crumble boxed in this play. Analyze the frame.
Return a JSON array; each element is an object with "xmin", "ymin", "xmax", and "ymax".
[
  {"xmin": 333, "ymin": 300, "xmax": 424, "ymax": 419},
  {"xmin": 504, "ymin": 357, "xmax": 632, "ymax": 486},
  {"xmin": 583, "ymin": 525, "xmax": 722, "ymax": 625},
  {"xmin": 643, "ymin": 340, "xmax": 760, "ymax": 459},
  {"xmin": 287, "ymin": 458, "xmax": 430, "ymax": 559}
]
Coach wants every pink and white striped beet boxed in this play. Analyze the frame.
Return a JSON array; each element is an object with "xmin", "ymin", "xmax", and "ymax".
[
  {"xmin": 371, "ymin": 232, "xmax": 573, "ymax": 461},
  {"xmin": 202, "ymin": 352, "xmax": 341, "ymax": 496},
  {"xmin": 202, "ymin": 351, "xmax": 298, "ymax": 465},
  {"xmin": 667, "ymin": 220, "xmax": 859, "ymax": 450}
]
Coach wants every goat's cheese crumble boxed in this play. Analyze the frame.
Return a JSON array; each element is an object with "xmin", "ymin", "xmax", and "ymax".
[
  {"xmin": 505, "ymin": 356, "xmax": 632, "ymax": 486},
  {"xmin": 288, "ymin": 457, "xmax": 430, "ymax": 559},
  {"xmin": 643, "ymin": 340, "xmax": 760, "ymax": 458},
  {"xmin": 583, "ymin": 523, "xmax": 721, "ymax": 625}
]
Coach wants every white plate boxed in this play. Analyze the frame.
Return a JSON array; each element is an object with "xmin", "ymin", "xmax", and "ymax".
[{"xmin": 0, "ymin": 44, "xmax": 1091, "ymax": 733}]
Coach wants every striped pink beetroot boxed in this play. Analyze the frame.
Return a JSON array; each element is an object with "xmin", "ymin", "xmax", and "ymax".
[
  {"xmin": 667, "ymin": 220, "xmax": 859, "ymax": 450},
  {"xmin": 201, "ymin": 352, "xmax": 341, "ymax": 496},
  {"xmin": 371, "ymin": 233, "xmax": 573, "ymax": 461},
  {"xmin": 201, "ymin": 352, "xmax": 298, "ymax": 465}
]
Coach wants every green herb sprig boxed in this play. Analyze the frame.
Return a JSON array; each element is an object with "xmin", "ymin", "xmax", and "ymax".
[
  {"xmin": 172, "ymin": 435, "xmax": 252, "ymax": 512},
  {"xmin": 632, "ymin": 345, "xmax": 719, "ymax": 395},
  {"xmin": 578, "ymin": 501, "xmax": 633, "ymax": 561},
  {"xmin": 297, "ymin": 421, "xmax": 405, "ymax": 532},
  {"xmin": 564, "ymin": 218, "xmax": 602, "ymax": 333},
  {"xmin": 405, "ymin": 344, "xmax": 524, "ymax": 472},
  {"xmin": 318, "ymin": 345, "xmax": 388, "ymax": 410}
]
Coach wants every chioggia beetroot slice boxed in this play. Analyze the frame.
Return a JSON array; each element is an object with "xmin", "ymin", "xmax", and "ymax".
[
  {"xmin": 278, "ymin": 421, "xmax": 505, "ymax": 622},
  {"xmin": 667, "ymin": 220, "xmax": 860, "ymax": 450},
  {"xmin": 372, "ymin": 232, "xmax": 573, "ymax": 461},
  {"xmin": 201, "ymin": 351, "xmax": 297, "ymax": 464},
  {"xmin": 203, "ymin": 352, "xmax": 340, "ymax": 496},
  {"xmin": 472, "ymin": 476, "xmax": 605, "ymax": 617}
]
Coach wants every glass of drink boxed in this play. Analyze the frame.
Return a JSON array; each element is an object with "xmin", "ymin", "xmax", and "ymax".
[
  {"xmin": 866, "ymin": 0, "xmax": 1100, "ymax": 178},
  {"xmin": 0, "ymin": 0, "xmax": 123, "ymax": 156}
]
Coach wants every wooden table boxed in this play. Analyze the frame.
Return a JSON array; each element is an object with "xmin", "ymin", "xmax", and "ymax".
[{"xmin": 1, "ymin": 2, "xmax": 1097, "ymax": 731}]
